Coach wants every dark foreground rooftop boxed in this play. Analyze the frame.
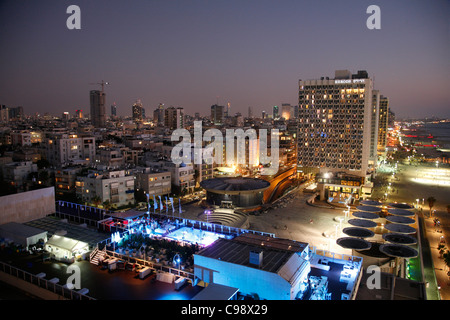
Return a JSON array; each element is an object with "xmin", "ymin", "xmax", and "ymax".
[{"xmin": 0, "ymin": 249, "xmax": 203, "ymax": 300}]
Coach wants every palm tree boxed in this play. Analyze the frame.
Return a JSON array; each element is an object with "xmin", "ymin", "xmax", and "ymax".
[
  {"xmin": 438, "ymin": 244, "xmax": 447, "ymax": 258},
  {"xmin": 427, "ymin": 196, "xmax": 436, "ymax": 217},
  {"xmin": 443, "ymin": 250, "xmax": 450, "ymax": 272},
  {"xmin": 92, "ymin": 195, "xmax": 102, "ymax": 207},
  {"xmin": 103, "ymin": 200, "xmax": 111, "ymax": 211}
]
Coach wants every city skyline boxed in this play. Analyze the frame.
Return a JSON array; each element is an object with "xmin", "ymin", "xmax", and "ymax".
[{"xmin": 0, "ymin": 0, "xmax": 449, "ymax": 119}]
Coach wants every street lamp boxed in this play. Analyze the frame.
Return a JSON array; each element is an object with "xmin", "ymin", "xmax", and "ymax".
[
  {"xmin": 173, "ymin": 253, "xmax": 181, "ymax": 270},
  {"xmin": 204, "ymin": 209, "xmax": 212, "ymax": 223}
]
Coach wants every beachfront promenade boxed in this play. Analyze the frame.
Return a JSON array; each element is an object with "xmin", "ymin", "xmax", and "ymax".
[{"xmin": 372, "ymin": 162, "xmax": 450, "ymax": 300}]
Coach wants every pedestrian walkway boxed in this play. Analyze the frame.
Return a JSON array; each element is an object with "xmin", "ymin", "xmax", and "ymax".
[{"xmin": 422, "ymin": 210, "xmax": 450, "ymax": 300}]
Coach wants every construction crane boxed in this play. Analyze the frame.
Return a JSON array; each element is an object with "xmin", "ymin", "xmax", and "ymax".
[{"xmin": 89, "ymin": 80, "xmax": 109, "ymax": 92}]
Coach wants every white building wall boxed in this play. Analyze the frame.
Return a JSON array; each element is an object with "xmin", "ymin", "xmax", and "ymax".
[{"xmin": 194, "ymin": 255, "xmax": 292, "ymax": 300}]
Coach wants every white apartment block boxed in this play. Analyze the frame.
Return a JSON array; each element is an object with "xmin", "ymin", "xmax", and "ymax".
[
  {"xmin": 76, "ymin": 170, "xmax": 135, "ymax": 208},
  {"xmin": 297, "ymin": 70, "xmax": 375, "ymax": 178},
  {"xmin": 163, "ymin": 161, "xmax": 195, "ymax": 194},
  {"xmin": 2, "ymin": 161, "xmax": 38, "ymax": 187},
  {"xmin": 135, "ymin": 168, "xmax": 172, "ymax": 197},
  {"xmin": 46, "ymin": 134, "xmax": 96, "ymax": 167}
]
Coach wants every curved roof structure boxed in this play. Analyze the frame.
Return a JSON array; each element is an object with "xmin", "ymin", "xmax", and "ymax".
[
  {"xmin": 352, "ymin": 211, "xmax": 379, "ymax": 220},
  {"xmin": 347, "ymin": 219, "xmax": 377, "ymax": 228},
  {"xmin": 342, "ymin": 227, "xmax": 374, "ymax": 238},
  {"xmin": 359, "ymin": 200, "xmax": 383, "ymax": 206},
  {"xmin": 200, "ymin": 177, "xmax": 270, "ymax": 193},
  {"xmin": 382, "ymin": 233, "xmax": 417, "ymax": 245},
  {"xmin": 356, "ymin": 205, "xmax": 382, "ymax": 213},
  {"xmin": 386, "ymin": 216, "xmax": 415, "ymax": 225},
  {"xmin": 388, "ymin": 202, "xmax": 414, "ymax": 209},
  {"xmin": 387, "ymin": 208, "xmax": 415, "ymax": 217},
  {"xmin": 384, "ymin": 223, "xmax": 416, "ymax": 234},
  {"xmin": 336, "ymin": 237, "xmax": 371, "ymax": 250},
  {"xmin": 379, "ymin": 244, "xmax": 418, "ymax": 258}
]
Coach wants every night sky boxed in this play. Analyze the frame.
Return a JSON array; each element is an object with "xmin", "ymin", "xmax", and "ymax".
[{"xmin": 0, "ymin": 0, "xmax": 448, "ymax": 119}]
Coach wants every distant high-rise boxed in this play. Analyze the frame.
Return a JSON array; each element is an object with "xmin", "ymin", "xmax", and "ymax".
[
  {"xmin": 90, "ymin": 90, "xmax": 106, "ymax": 127},
  {"xmin": 377, "ymin": 95, "xmax": 389, "ymax": 153},
  {"xmin": 211, "ymin": 104, "xmax": 224, "ymax": 125},
  {"xmin": 0, "ymin": 105, "xmax": 9, "ymax": 122},
  {"xmin": 75, "ymin": 109, "xmax": 83, "ymax": 119},
  {"xmin": 9, "ymin": 106, "xmax": 23, "ymax": 120},
  {"xmin": 165, "ymin": 106, "xmax": 184, "ymax": 130},
  {"xmin": 111, "ymin": 103, "xmax": 117, "ymax": 117},
  {"xmin": 273, "ymin": 105, "xmax": 279, "ymax": 120},
  {"xmin": 369, "ymin": 90, "xmax": 380, "ymax": 165},
  {"xmin": 62, "ymin": 112, "xmax": 70, "ymax": 121},
  {"xmin": 153, "ymin": 103, "xmax": 165, "ymax": 126},
  {"xmin": 297, "ymin": 70, "xmax": 374, "ymax": 177},
  {"xmin": 248, "ymin": 106, "xmax": 253, "ymax": 118},
  {"xmin": 132, "ymin": 100, "xmax": 144, "ymax": 121}
]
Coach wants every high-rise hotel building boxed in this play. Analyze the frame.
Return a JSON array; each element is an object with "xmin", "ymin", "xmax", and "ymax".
[{"xmin": 297, "ymin": 70, "xmax": 376, "ymax": 179}]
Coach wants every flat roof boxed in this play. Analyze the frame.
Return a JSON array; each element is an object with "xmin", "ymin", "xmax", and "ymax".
[
  {"xmin": 195, "ymin": 234, "xmax": 308, "ymax": 274},
  {"xmin": 24, "ymin": 216, "xmax": 109, "ymax": 247},
  {"xmin": 200, "ymin": 177, "xmax": 270, "ymax": 192},
  {"xmin": 0, "ymin": 222, "xmax": 47, "ymax": 238},
  {"xmin": 196, "ymin": 238, "xmax": 295, "ymax": 273},
  {"xmin": 233, "ymin": 233, "xmax": 309, "ymax": 253},
  {"xmin": 191, "ymin": 283, "xmax": 239, "ymax": 300}
]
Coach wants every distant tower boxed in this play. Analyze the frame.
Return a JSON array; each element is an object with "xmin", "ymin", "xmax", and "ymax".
[
  {"xmin": 90, "ymin": 90, "xmax": 106, "ymax": 127},
  {"xmin": 153, "ymin": 103, "xmax": 165, "ymax": 126},
  {"xmin": 273, "ymin": 105, "xmax": 279, "ymax": 119},
  {"xmin": 248, "ymin": 106, "xmax": 253, "ymax": 118},
  {"xmin": 111, "ymin": 103, "xmax": 117, "ymax": 117},
  {"xmin": 132, "ymin": 99, "xmax": 144, "ymax": 121},
  {"xmin": 211, "ymin": 104, "xmax": 224, "ymax": 125},
  {"xmin": 164, "ymin": 106, "xmax": 184, "ymax": 130},
  {"xmin": 90, "ymin": 80, "xmax": 108, "ymax": 128}
]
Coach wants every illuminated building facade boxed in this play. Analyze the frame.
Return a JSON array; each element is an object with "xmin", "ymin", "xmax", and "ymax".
[
  {"xmin": 76, "ymin": 170, "xmax": 135, "ymax": 207},
  {"xmin": 297, "ymin": 70, "xmax": 374, "ymax": 178},
  {"xmin": 165, "ymin": 106, "xmax": 184, "ymax": 130},
  {"xmin": 45, "ymin": 134, "xmax": 96, "ymax": 167},
  {"xmin": 194, "ymin": 233, "xmax": 311, "ymax": 300},
  {"xmin": 377, "ymin": 95, "xmax": 389, "ymax": 154},
  {"xmin": 132, "ymin": 100, "xmax": 144, "ymax": 121},
  {"xmin": 211, "ymin": 104, "xmax": 224, "ymax": 125}
]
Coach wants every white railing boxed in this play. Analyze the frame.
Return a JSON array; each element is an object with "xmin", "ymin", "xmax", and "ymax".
[{"xmin": 0, "ymin": 261, "xmax": 95, "ymax": 300}]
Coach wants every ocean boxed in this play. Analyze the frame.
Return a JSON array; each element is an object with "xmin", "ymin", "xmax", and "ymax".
[{"xmin": 423, "ymin": 122, "xmax": 450, "ymax": 148}]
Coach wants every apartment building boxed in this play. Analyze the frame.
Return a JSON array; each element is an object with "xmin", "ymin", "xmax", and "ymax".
[
  {"xmin": 75, "ymin": 170, "xmax": 134, "ymax": 208},
  {"xmin": 135, "ymin": 167, "xmax": 172, "ymax": 198},
  {"xmin": 45, "ymin": 134, "xmax": 96, "ymax": 167}
]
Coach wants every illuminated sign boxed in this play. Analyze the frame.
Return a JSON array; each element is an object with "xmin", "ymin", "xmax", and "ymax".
[{"xmin": 335, "ymin": 79, "xmax": 366, "ymax": 84}]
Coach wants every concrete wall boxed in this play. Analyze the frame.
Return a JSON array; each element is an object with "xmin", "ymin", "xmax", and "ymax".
[{"xmin": 0, "ymin": 187, "xmax": 55, "ymax": 224}]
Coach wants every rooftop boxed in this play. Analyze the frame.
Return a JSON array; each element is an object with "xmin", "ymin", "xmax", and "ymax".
[
  {"xmin": 195, "ymin": 233, "xmax": 308, "ymax": 274},
  {"xmin": 200, "ymin": 177, "xmax": 270, "ymax": 192}
]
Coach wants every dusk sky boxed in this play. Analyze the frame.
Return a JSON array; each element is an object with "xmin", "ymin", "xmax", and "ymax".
[{"xmin": 0, "ymin": 0, "xmax": 448, "ymax": 119}]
